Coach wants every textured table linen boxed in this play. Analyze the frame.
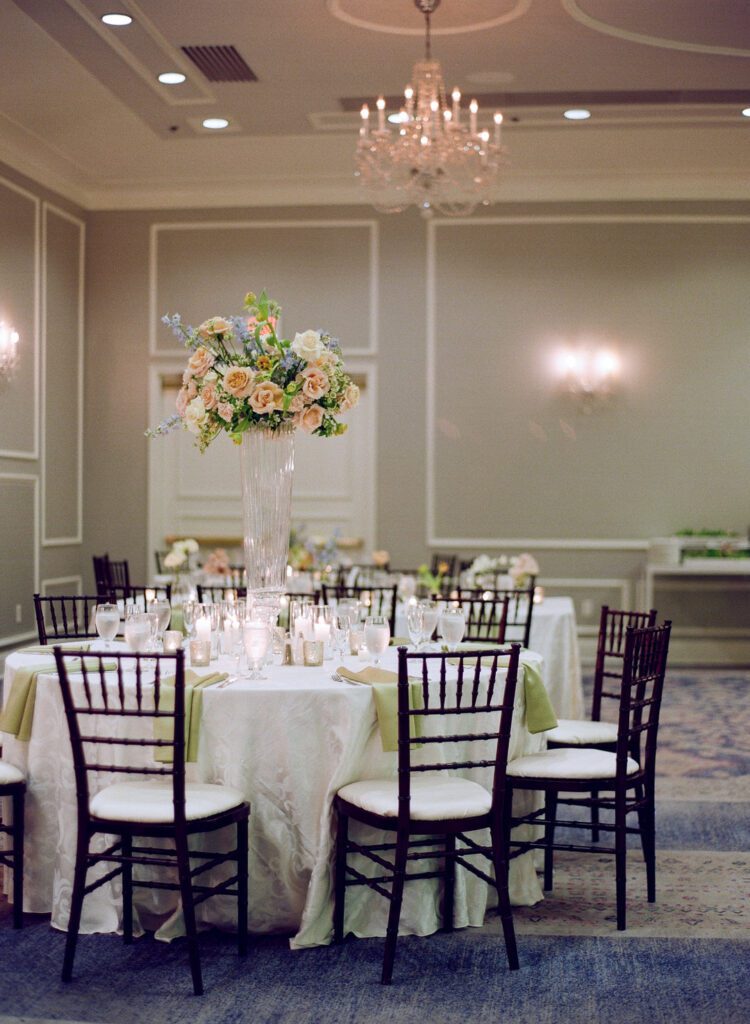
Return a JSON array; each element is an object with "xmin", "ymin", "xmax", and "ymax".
[
  {"xmin": 1, "ymin": 646, "xmax": 553, "ymax": 947},
  {"xmin": 397, "ymin": 596, "xmax": 583, "ymax": 719}
]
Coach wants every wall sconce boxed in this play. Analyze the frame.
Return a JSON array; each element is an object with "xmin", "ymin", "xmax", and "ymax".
[
  {"xmin": 554, "ymin": 345, "xmax": 620, "ymax": 414},
  {"xmin": 0, "ymin": 321, "xmax": 20, "ymax": 382}
]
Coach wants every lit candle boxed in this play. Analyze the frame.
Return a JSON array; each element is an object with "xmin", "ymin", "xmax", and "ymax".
[
  {"xmin": 314, "ymin": 622, "xmax": 331, "ymax": 644},
  {"xmin": 376, "ymin": 96, "xmax": 386, "ymax": 131},
  {"xmin": 494, "ymin": 111, "xmax": 503, "ymax": 147},
  {"xmin": 469, "ymin": 98, "xmax": 478, "ymax": 136},
  {"xmin": 452, "ymin": 87, "xmax": 461, "ymax": 122},
  {"xmin": 195, "ymin": 615, "xmax": 211, "ymax": 642},
  {"xmin": 404, "ymin": 85, "xmax": 414, "ymax": 116},
  {"xmin": 145, "ymin": 588, "xmax": 156, "ymax": 603},
  {"xmin": 360, "ymin": 104, "xmax": 369, "ymax": 138}
]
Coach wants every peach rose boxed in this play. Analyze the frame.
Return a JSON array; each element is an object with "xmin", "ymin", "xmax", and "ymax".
[
  {"xmin": 217, "ymin": 402, "xmax": 234, "ymax": 423},
  {"xmin": 340, "ymin": 382, "xmax": 360, "ymax": 411},
  {"xmin": 187, "ymin": 346, "xmax": 215, "ymax": 378},
  {"xmin": 223, "ymin": 366, "xmax": 255, "ymax": 398},
  {"xmin": 201, "ymin": 381, "xmax": 219, "ymax": 410},
  {"xmin": 198, "ymin": 317, "xmax": 232, "ymax": 339},
  {"xmin": 301, "ymin": 367, "xmax": 329, "ymax": 401},
  {"xmin": 249, "ymin": 382, "xmax": 284, "ymax": 415},
  {"xmin": 297, "ymin": 404, "xmax": 324, "ymax": 434},
  {"xmin": 288, "ymin": 393, "xmax": 305, "ymax": 413},
  {"xmin": 176, "ymin": 386, "xmax": 190, "ymax": 417}
]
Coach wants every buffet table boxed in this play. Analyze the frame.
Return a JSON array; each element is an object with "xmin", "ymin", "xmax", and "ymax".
[{"xmin": 1, "ymin": 643, "xmax": 558, "ymax": 947}]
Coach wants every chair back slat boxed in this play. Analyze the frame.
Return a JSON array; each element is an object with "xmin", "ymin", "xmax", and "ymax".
[
  {"xmin": 436, "ymin": 593, "xmax": 510, "ymax": 644},
  {"xmin": 615, "ymin": 622, "xmax": 671, "ymax": 777},
  {"xmin": 455, "ymin": 586, "xmax": 534, "ymax": 647},
  {"xmin": 33, "ymin": 594, "xmax": 102, "ymax": 645},
  {"xmin": 592, "ymin": 605, "xmax": 658, "ymax": 720},
  {"xmin": 396, "ymin": 645, "xmax": 521, "ymax": 825},
  {"xmin": 322, "ymin": 584, "xmax": 398, "ymax": 635},
  {"xmin": 53, "ymin": 649, "xmax": 187, "ymax": 827}
]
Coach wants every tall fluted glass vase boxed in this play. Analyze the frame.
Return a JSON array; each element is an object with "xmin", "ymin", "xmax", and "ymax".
[{"xmin": 240, "ymin": 425, "xmax": 295, "ymax": 611}]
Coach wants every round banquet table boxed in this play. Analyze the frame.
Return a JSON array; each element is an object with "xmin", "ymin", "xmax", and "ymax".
[
  {"xmin": 396, "ymin": 596, "xmax": 584, "ymax": 720},
  {"xmin": 1, "ymin": 643, "xmax": 556, "ymax": 947}
]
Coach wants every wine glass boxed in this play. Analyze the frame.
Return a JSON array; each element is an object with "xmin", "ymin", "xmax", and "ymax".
[
  {"xmin": 181, "ymin": 600, "xmax": 198, "ymax": 640},
  {"xmin": 364, "ymin": 615, "xmax": 390, "ymax": 667},
  {"xmin": 405, "ymin": 603, "xmax": 424, "ymax": 650},
  {"xmin": 439, "ymin": 607, "xmax": 466, "ymax": 653},
  {"xmin": 243, "ymin": 621, "xmax": 270, "ymax": 680},
  {"xmin": 420, "ymin": 602, "xmax": 440, "ymax": 651},
  {"xmin": 95, "ymin": 603, "xmax": 119, "ymax": 649},
  {"xmin": 147, "ymin": 598, "xmax": 171, "ymax": 647}
]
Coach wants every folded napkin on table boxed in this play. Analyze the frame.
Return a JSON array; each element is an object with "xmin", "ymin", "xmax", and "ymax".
[
  {"xmin": 389, "ymin": 637, "xmax": 411, "ymax": 647},
  {"xmin": 447, "ymin": 652, "xmax": 557, "ymax": 734},
  {"xmin": 154, "ymin": 670, "xmax": 227, "ymax": 763},
  {"xmin": 335, "ymin": 666, "xmax": 423, "ymax": 753},
  {"xmin": 0, "ymin": 654, "xmax": 113, "ymax": 742},
  {"xmin": 16, "ymin": 641, "xmax": 92, "ymax": 656}
]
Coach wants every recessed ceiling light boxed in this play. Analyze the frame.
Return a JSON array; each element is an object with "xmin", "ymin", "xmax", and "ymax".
[
  {"xmin": 202, "ymin": 117, "xmax": 230, "ymax": 130},
  {"xmin": 563, "ymin": 108, "xmax": 591, "ymax": 121},
  {"xmin": 742, "ymin": 107, "xmax": 750, "ymax": 118},
  {"xmin": 159, "ymin": 72, "xmax": 186, "ymax": 85},
  {"xmin": 101, "ymin": 13, "xmax": 132, "ymax": 26}
]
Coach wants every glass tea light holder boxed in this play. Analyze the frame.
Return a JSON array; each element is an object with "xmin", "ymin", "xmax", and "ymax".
[
  {"xmin": 303, "ymin": 640, "xmax": 324, "ymax": 666},
  {"xmin": 163, "ymin": 629, "xmax": 183, "ymax": 653},
  {"xmin": 189, "ymin": 639, "xmax": 211, "ymax": 667}
]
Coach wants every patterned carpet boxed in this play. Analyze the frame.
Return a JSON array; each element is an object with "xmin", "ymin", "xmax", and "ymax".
[{"xmin": 0, "ymin": 666, "xmax": 746, "ymax": 1023}]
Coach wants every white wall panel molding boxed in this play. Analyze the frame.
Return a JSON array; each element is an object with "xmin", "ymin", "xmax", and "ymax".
[
  {"xmin": 40, "ymin": 574, "xmax": 82, "ymax": 595},
  {"xmin": 0, "ymin": 175, "xmax": 40, "ymax": 461},
  {"xmin": 41, "ymin": 201, "xmax": 84, "ymax": 546},
  {"xmin": 0, "ymin": 472, "xmax": 38, "ymax": 648},
  {"xmin": 149, "ymin": 219, "xmax": 379, "ymax": 358}
]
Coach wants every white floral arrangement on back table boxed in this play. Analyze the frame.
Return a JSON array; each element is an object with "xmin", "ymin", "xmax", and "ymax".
[
  {"xmin": 163, "ymin": 537, "xmax": 199, "ymax": 571},
  {"xmin": 463, "ymin": 553, "xmax": 539, "ymax": 590},
  {"xmin": 148, "ymin": 289, "xmax": 360, "ymax": 452}
]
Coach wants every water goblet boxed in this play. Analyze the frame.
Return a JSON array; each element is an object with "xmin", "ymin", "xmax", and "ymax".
[
  {"xmin": 181, "ymin": 599, "xmax": 198, "ymax": 640},
  {"xmin": 419, "ymin": 602, "xmax": 440, "ymax": 651},
  {"xmin": 147, "ymin": 598, "xmax": 171, "ymax": 647},
  {"xmin": 123, "ymin": 612, "xmax": 152, "ymax": 653},
  {"xmin": 364, "ymin": 615, "xmax": 390, "ymax": 667},
  {"xmin": 95, "ymin": 603, "xmax": 120, "ymax": 650},
  {"xmin": 439, "ymin": 606, "xmax": 466, "ymax": 653},
  {"xmin": 243, "ymin": 621, "xmax": 270, "ymax": 680}
]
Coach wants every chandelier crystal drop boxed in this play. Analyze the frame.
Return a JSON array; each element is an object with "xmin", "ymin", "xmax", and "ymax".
[{"xmin": 354, "ymin": 0, "xmax": 507, "ymax": 217}]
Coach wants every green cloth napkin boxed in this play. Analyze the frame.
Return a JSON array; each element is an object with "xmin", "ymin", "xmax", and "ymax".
[
  {"xmin": 154, "ymin": 670, "xmax": 227, "ymax": 763},
  {"xmin": 16, "ymin": 641, "xmax": 91, "ymax": 655},
  {"xmin": 0, "ymin": 655, "xmax": 112, "ymax": 742},
  {"xmin": 447, "ymin": 653, "xmax": 557, "ymax": 734},
  {"xmin": 389, "ymin": 637, "xmax": 411, "ymax": 647},
  {"xmin": 335, "ymin": 666, "xmax": 423, "ymax": 753}
]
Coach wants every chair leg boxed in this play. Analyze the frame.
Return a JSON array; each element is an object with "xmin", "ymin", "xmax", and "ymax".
[
  {"xmin": 11, "ymin": 789, "xmax": 24, "ymax": 930},
  {"xmin": 381, "ymin": 831, "xmax": 409, "ymax": 985},
  {"xmin": 63, "ymin": 832, "xmax": 90, "ymax": 982},
  {"xmin": 236, "ymin": 815, "xmax": 249, "ymax": 956},
  {"xmin": 590, "ymin": 787, "xmax": 600, "ymax": 843},
  {"xmin": 639, "ymin": 781, "xmax": 656, "ymax": 903},
  {"xmin": 121, "ymin": 834, "xmax": 133, "ymax": 944},
  {"xmin": 175, "ymin": 833, "xmax": 203, "ymax": 996},
  {"xmin": 615, "ymin": 792, "xmax": 628, "ymax": 931},
  {"xmin": 443, "ymin": 834, "xmax": 456, "ymax": 932},
  {"xmin": 491, "ymin": 821, "xmax": 519, "ymax": 971},
  {"xmin": 333, "ymin": 811, "xmax": 348, "ymax": 944},
  {"xmin": 543, "ymin": 789, "xmax": 558, "ymax": 892}
]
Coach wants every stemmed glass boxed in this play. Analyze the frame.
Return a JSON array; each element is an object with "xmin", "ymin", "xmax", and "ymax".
[
  {"xmin": 364, "ymin": 615, "xmax": 390, "ymax": 667},
  {"xmin": 439, "ymin": 606, "xmax": 466, "ymax": 653},
  {"xmin": 123, "ymin": 612, "xmax": 152, "ymax": 653},
  {"xmin": 95, "ymin": 603, "xmax": 120, "ymax": 650},
  {"xmin": 243, "ymin": 621, "xmax": 270, "ymax": 680},
  {"xmin": 406, "ymin": 603, "xmax": 424, "ymax": 650},
  {"xmin": 181, "ymin": 600, "xmax": 198, "ymax": 641},
  {"xmin": 147, "ymin": 598, "xmax": 171, "ymax": 650},
  {"xmin": 419, "ymin": 601, "xmax": 440, "ymax": 651}
]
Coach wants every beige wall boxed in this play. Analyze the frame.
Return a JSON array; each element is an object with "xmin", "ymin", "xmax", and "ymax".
[{"xmin": 0, "ymin": 161, "xmax": 85, "ymax": 650}]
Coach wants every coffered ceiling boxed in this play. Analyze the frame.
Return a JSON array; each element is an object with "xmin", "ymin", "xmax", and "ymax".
[{"xmin": 1, "ymin": 0, "xmax": 749, "ymax": 208}]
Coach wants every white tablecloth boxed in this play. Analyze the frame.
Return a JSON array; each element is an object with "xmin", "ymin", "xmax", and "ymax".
[
  {"xmin": 396, "ymin": 596, "xmax": 583, "ymax": 720},
  {"xmin": 1, "ymin": 644, "xmax": 558, "ymax": 946}
]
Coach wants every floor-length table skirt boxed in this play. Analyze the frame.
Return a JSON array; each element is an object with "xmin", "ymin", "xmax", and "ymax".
[{"xmin": 2, "ymin": 647, "xmax": 549, "ymax": 947}]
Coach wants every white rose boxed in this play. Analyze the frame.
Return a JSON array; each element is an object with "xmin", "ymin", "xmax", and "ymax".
[
  {"xmin": 184, "ymin": 396, "xmax": 207, "ymax": 435},
  {"xmin": 177, "ymin": 538, "xmax": 199, "ymax": 555},
  {"xmin": 292, "ymin": 330, "xmax": 324, "ymax": 363},
  {"xmin": 164, "ymin": 550, "xmax": 186, "ymax": 569}
]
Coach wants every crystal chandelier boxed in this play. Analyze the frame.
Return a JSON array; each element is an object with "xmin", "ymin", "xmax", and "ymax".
[{"xmin": 355, "ymin": 0, "xmax": 506, "ymax": 217}]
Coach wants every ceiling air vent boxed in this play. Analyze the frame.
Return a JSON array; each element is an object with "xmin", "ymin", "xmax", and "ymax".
[{"xmin": 181, "ymin": 45, "xmax": 257, "ymax": 83}]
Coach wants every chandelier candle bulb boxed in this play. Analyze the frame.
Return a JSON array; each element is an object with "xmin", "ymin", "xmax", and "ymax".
[
  {"xmin": 452, "ymin": 87, "xmax": 460, "ymax": 121},
  {"xmin": 469, "ymin": 98, "xmax": 478, "ymax": 135},
  {"xmin": 360, "ymin": 104, "xmax": 369, "ymax": 137},
  {"xmin": 494, "ymin": 112, "xmax": 503, "ymax": 146},
  {"xmin": 376, "ymin": 96, "xmax": 386, "ymax": 131}
]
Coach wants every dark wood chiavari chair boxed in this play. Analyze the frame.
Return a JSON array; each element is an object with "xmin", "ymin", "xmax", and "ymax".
[
  {"xmin": 438, "ymin": 592, "xmax": 510, "ymax": 643},
  {"xmin": 0, "ymin": 764, "xmax": 26, "ymax": 928},
  {"xmin": 106, "ymin": 584, "xmax": 172, "ymax": 611},
  {"xmin": 334, "ymin": 644, "xmax": 523, "ymax": 983},
  {"xmin": 33, "ymin": 594, "xmax": 101, "ymax": 645},
  {"xmin": 196, "ymin": 584, "xmax": 247, "ymax": 604},
  {"xmin": 52, "ymin": 648, "xmax": 250, "ymax": 996},
  {"xmin": 546, "ymin": 605, "xmax": 658, "ymax": 841},
  {"xmin": 154, "ymin": 550, "xmax": 169, "ymax": 574},
  {"xmin": 321, "ymin": 583, "xmax": 398, "ymax": 635},
  {"xmin": 430, "ymin": 553, "xmax": 458, "ymax": 580},
  {"xmin": 92, "ymin": 554, "xmax": 111, "ymax": 596},
  {"xmin": 506, "ymin": 622, "xmax": 672, "ymax": 930},
  {"xmin": 455, "ymin": 581, "xmax": 537, "ymax": 649}
]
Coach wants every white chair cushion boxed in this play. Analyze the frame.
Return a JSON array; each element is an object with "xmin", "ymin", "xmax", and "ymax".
[
  {"xmin": 90, "ymin": 780, "xmax": 246, "ymax": 824},
  {"xmin": 507, "ymin": 747, "xmax": 640, "ymax": 780},
  {"xmin": 337, "ymin": 775, "xmax": 491, "ymax": 821},
  {"xmin": 0, "ymin": 760, "xmax": 25, "ymax": 786},
  {"xmin": 546, "ymin": 718, "xmax": 618, "ymax": 746}
]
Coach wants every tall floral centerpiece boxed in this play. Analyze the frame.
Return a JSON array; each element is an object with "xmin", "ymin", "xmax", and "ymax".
[{"xmin": 150, "ymin": 290, "xmax": 359, "ymax": 610}]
